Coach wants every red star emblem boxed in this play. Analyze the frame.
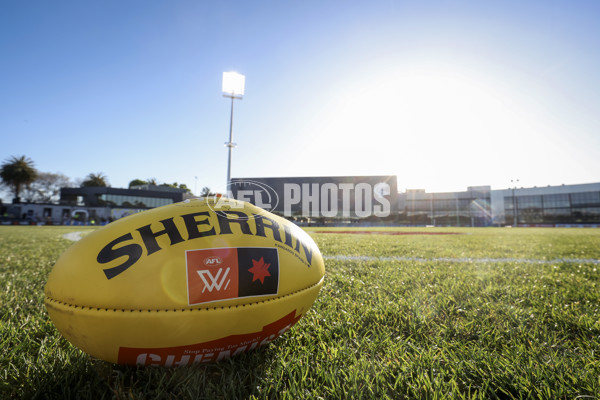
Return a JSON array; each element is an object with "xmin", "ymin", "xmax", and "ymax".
[{"xmin": 248, "ymin": 257, "xmax": 271, "ymax": 284}]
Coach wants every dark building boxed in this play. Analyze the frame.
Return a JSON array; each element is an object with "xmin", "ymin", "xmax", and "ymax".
[
  {"xmin": 60, "ymin": 185, "xmax": 186, "ymax": 209},
  {"xmin": 229, "ymin": 176, "xmax": 398, "ymax": 220}
]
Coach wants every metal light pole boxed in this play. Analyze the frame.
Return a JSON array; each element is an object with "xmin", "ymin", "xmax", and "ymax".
[{"xmin": 222, "ymin": 71, "xmax": 245, "ymax": 191}]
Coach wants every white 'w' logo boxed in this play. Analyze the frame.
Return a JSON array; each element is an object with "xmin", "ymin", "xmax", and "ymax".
[{"xmin": 197, "ymin": 267, "xmax": 231, "ymax": 293}]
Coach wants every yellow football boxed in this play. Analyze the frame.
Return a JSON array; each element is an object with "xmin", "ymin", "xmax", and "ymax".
[{"xmin": 44, "ymin": 198, "xmax": 325, "ymax": 366}]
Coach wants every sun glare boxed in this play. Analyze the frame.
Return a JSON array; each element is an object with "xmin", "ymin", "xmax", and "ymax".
[
  {"xmin": 329, "ymin": 69, "xmax": 526, "ymax": 147},
  {"xmin": 309, "ymin": 66, "xmax": 551, "ymax": 190}
]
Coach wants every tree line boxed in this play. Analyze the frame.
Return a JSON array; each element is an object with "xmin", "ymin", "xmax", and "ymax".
[{"xmin": 0, "ymin": 155, "xmax": 210, "ymax": 204}]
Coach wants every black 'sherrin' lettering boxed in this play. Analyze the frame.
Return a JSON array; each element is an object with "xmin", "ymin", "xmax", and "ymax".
[
  {"xmin": 217, "ymin": 211, "xmax": 253, "ymax": 235},
  {"xmin": 254, "ymin": 214, "xmax": 282, "ymax": 243},
  {"xmin": 136, "ymin": 217, "xmax": 185, "ymax": 256},
  {"xmin": 181, "ymin": 211, "xmax": 216, "ymax": 239},
  {"xmin": 97, "ymin": 210, "xmax": 314, "ymax": 280},
  {"xmin": 98, "ymin": 233, "xmax": 144, "ymax": 279}
]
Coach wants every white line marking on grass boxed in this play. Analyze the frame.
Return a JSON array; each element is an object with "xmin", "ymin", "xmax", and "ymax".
[
  {"xmin": 62, "ymin": 231, "xmax": 86, "ymax": 242},
  {"xmin": 324, "ymin": 255, "xmax": 600, "ymax": 265}
]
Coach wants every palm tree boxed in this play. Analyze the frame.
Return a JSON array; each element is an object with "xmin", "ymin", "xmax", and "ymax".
[
  {"xmin": 128, "ymin": 179, "xmax": 147, "ymax": 188},
  {"xmin": 81, "ymin": 172, "xmax": 109, "ymax": 187},
  {"xmin": 200, "ymin": 187, "xmax": 214, "ymax": 197},
  {"xmin": 0, "ymin": 155, "xmax": 37, "ymax": 203}
]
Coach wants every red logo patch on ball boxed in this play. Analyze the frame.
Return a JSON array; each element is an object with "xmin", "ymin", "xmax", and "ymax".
[
  {"xmin": 117, "ymin": 310, "xmax": 301, "ymax": 366},
  {"xmin": 186, "ymin": 247, "xmax": 279, "ymax": 305}
]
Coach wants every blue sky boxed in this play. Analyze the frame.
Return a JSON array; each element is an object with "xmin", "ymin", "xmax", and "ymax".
[{"xmin": 2, "ymin": 0, "xmax": 599, "ymax": 197}]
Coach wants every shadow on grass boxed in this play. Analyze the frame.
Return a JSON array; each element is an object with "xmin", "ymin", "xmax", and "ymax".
[{"xmin": 23, "ymin": 346, "xmax": 277, "ymax": 400}]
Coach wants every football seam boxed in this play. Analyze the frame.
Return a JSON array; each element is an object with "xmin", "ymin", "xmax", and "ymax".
[{"xmin": 44, "ymin": 277, "xmax": 324, "ymax": 313}]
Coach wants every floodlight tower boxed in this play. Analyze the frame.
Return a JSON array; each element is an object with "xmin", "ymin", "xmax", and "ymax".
[{"xmin": 222, "ymin": 71, "xmax": 245, "ymax": 191}]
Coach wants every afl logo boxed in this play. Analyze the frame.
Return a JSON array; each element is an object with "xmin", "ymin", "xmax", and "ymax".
[
  {"xmin": 207, "ymin": 179, "xmax": 280, "ymax": 220},
  {"xmin": 203, "ymin": 256, "xmax": 223, "ymax": 266}
]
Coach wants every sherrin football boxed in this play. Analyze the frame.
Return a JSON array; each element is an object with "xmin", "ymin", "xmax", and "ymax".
[{"xmin": 44, "ymin": 198, "xmax": 325, "ymax": 366}]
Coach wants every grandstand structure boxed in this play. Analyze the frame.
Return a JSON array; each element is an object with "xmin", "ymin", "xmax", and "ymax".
[
  {"xmin": 400, "ymin": 182, "xmax": 600, "ymax": 227},
  {"xmin": 1, "ymin": 180, "xmax": 599, "ymax": 227},
  {"xmin": 490, "ymin": 182, "xmax": 600, "ymax": 226},
  {"xmin": 399, "ymin": 186, "xmax": 492, "ymax": 227},
  {"xmin": 231, "ymin": 178, "xmax": 600, "ymax": 227}
]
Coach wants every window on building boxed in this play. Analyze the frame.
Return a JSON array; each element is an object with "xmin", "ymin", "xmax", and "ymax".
[
  {"xmin": 99, "ymin": 194, "xmax": 173, "ymax": 208},
  {"xmin": 504, "ymin": 196, "xmax": 517, "ymax": 210},
  {"xmin": 580, "ymin": 207, "xmax": 600, "ymax": 222},
  {"xmin": 571, "ymin": 192, "xmax": 600, "ymax": 206},
  {"xmin": 517, "ymin": 195, "xmax": 542, "ymax": 209},
  {"xmin": 542, "ymin": 194, "xmax": 570, "ymax": 208}
]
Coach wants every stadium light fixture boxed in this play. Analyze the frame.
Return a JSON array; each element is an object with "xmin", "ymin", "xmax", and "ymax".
[
  {"xmin": 222, "ymin": 71, "xmax": 245, "ymax": 99},
  {"xmin": 222, "ymin": 71, "xmax": 245, "ymax": 191}
]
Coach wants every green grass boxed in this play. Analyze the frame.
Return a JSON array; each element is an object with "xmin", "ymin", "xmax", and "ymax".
[{"xmin": 1, "ymin": 226, "xmax": 600, "ymax": 399}]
